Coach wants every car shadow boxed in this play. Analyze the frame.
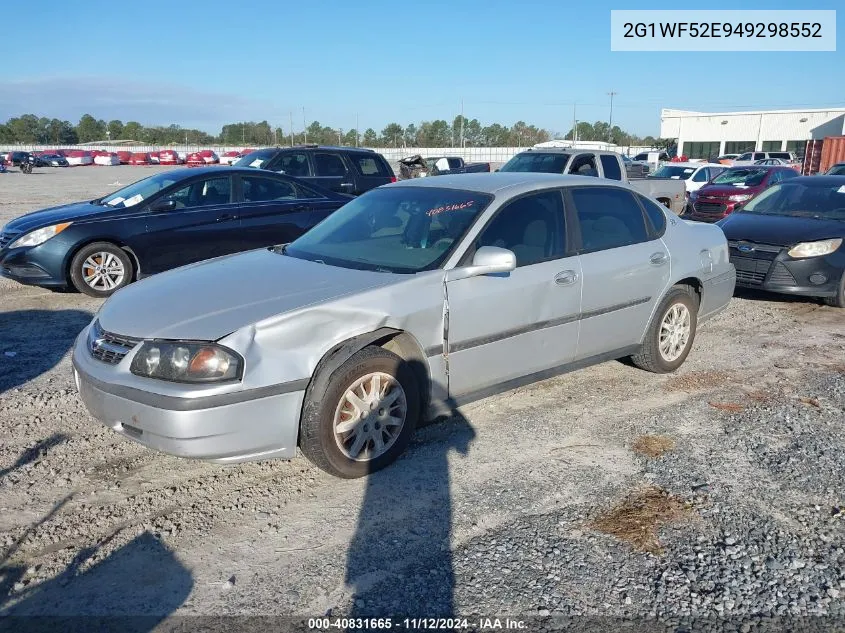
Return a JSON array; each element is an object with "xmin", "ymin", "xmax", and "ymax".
[
  {"xmin": 0, "ymin": 433, "xmax": 69, "ymax": 482},
  {"xmin": 0, "ymin": 530, "xmax": 193, "ymax": 633},
  {"xmin": 0, "ymin": 309, "xmax": 93, "ymax": 394},
  {"xmin": 733, "ymin": 287, "xmax": 825, "ymax": 306},
  {"xmin": 344, "ymin": 389, "xmax": 476, "ymax": 623}
]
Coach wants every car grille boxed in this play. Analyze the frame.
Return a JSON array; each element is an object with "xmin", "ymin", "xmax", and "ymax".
[
  {"xmin": 693, "ymin": 201, "xmax": 726, "ymax": 214},
  {"xmin": 768, "ymin": 262, "xmax": 797, "ymax": 286},
  {"xmin": 728, "ymin": 241, "xmax": 784, "ymax": 286},
  {"xmin": 0, "ymin": 230, "xmax": 21, "ymax": 249},
  {"xmin": 89, "ymin": 320, "xmax": 140, "ymax": 365}
]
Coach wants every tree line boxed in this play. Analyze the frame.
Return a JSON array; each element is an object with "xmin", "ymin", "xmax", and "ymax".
[{"xmin": 0, "ymin": 113, "xmax": 658, "ymax": 148}]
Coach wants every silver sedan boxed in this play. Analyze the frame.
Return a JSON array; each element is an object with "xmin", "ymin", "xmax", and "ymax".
[{"xmin": 72, "ymin": 173, "xmax": 736, "ymax": 478}]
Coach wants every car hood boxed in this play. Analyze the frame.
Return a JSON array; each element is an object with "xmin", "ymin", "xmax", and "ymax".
[
  {"xmin": 97, "ymin": 249, "xmax": 400, "ymax": 341},
  {"xmin": 697, "ymin": 184, "xmax": 763, "ymax": 197},
  {"xmin": 2, "ymin": 200, "xmax": 115, "ymax": 233},
  {"xmin": 718, "ymin": 212, "xmax": 845, "ymax": 247}
]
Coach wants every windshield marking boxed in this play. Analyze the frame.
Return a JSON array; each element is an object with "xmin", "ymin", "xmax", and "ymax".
[{"xmin": 426, "ymin": 200, "xmax": 476, "ymax": 217}]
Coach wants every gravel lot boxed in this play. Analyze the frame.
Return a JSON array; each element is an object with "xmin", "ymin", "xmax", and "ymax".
[{"xmin": 0, "ymin": 166, "xmax": 844, "ymax": 631}]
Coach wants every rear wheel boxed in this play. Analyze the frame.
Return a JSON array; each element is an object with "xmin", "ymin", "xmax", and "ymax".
[
  {"xmin": 823, "ymin": 272, "xmax": 845, "ymax": 308},
  {"xmin": 69, "ymin": 242, "xmax": 134, "ymax": 298},
  {"xmin": 299, "ymin": 346, "xmax": 420, "ymax": 478},
  {"xmin": 631, "ymin": 285, "xmax": 698, "ymax": 373}
]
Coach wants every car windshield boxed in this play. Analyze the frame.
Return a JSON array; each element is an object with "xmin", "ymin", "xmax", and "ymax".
[
  {"xmin": 98, "ymin": 173, "xmax": 183, "ymax": 208},
  {"xmin": 711, "ymin": 168, "xmax": 768, "ymax": 187},
  {"xmin": 740, "ymin": 181, "xmax": 845, "ymax": 219},
  {"xmin": 233, "ymin": 149, "xmax": 276, "ymax": 169},
  {"xmin": 284, "ymin": 186, "xmax": 493, "ymax": 273},
  {"xmin": 499, "ymin": 153, "xmax": 569, "ymax": 173},
  {"xmin": 650, "ymin": 165, "xmax": 696, "ymax": 180},
  {"xmin": 827, "ymin": 165, "xmax": 845, "ymax": 176}
]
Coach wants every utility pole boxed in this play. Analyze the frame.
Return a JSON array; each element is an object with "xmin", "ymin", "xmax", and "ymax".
[
  {"xmin": 338, "ymin": 128, "xmax": 343, "ymax": 145},
  {"xmin": 574, "ymin": 120, "xmax": 580, "ymax": 145},
  {"xmin": 303, "ymin": 107, "xmax": 307, "ymax": 144},
  {"xmin": 460, "ymin": 99, "xmax": 464, "ymax": 148},
  {"xmin": 356, "ymin": 113, "xmax": 359, "ymax": 147},
  {"xmin": 289, "ymin": 111, "xmax": 294, "ymax": 146},
  {"xmin": 607, "ymin": 91, "xmax": 618, "ymax": 142},
  {"xmin": 572, "ymin": 102, "xmax": 577, "ymax": 147}
]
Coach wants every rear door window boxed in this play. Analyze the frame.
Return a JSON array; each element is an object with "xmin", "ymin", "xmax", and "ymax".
[
  {"xmin": 168, "ymin": 177, "xmax": 232, "ymax": 209},
  {"xmin": 276, "ymin": 152, "xmax": 311, "ymax": 177},
  {"xmin": 314, "ymin": 153, "xmax": 348, "ymax": 177},
  {"xmin": 599, "ymin": 155, "xmax": 622, "ymax": 181},
  {"xmin": 354, "ymin": 155, "xmax": 391, "ymax": 176},
  {"xmin": 241, "ymin": 176, "xmax": 299, "ymax": 202},
  {"xmin": 570, "ymin": 187, "xmax": 650, "ymax": 253},
  {"xmin": 636, "ymin": 194, "xmax": 668, "ymax": 237}
]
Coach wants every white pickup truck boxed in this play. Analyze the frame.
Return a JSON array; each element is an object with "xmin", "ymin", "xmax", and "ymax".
[{"xmin": 499, "ymin": 148, "xmax": 687, "ymax": 215}]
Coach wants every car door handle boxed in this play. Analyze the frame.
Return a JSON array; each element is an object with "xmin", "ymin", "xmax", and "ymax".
[
  {"xmin": 216, "ymin": 213, "xmax": 237, "ymax": 222},
  {"xmin": 292, "ymin": 204, "xmax": 309, "ymax": 211},
  {"xmin": 554, "ymin": 270, "xmax": 579, "ymax": 286},
  {"xmin": 650, "ymin": 252, "xmax": 668, "ymax": 265}
]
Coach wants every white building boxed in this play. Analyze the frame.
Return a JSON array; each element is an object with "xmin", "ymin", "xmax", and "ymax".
[{"xmin": 660, "ymin": 107, "xmax": 845, "ymax": 159}]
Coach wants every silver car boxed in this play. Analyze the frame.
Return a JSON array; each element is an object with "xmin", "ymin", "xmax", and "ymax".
[{"xmin": 72, "ymin": 173, "xmax": 736, "ymax": 478}]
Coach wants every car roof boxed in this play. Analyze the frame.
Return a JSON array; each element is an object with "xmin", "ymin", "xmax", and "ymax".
[
  {"xmin": 387, "ymin": 172, "xmax": 632, "ymax": 195},
  {"xmin": 158, "ymin": 166, "xmax": 296, "ymax": 179},
  {"xmin": 249, "ymin": 145, "xmax": 376, "ymax": 154},
  {"xmin": 658, "ymin": 162, "xmax": 721, "ymax": 168},
  {"xmin": 790, "ymin": 175, "xmax": 845, "ymax": 186},
  {"xmin": 518, "ymin": 148, "xmax": 622, "ymax": 156}
]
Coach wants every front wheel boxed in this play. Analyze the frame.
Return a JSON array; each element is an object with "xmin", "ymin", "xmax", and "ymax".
[
  {"xmin": 631, "ymin": 285, "xmax": 698, "ymax": 373},
  {"xmin": 69, "ymin": 242, "xmax": 134, "ymax": 298},
  {"xmin": 823, "ymin": 272, "xmax": 845, "ymax": 308},
  {"xmin": 299, "ymin": 346, "xmax": 420, "ymax": 478}
]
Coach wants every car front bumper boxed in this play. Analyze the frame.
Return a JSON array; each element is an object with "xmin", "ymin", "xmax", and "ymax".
[
  {"xmin": 72, "ymin": 327, "xmax": 306, "ymax": 463},
  {"xmin": 0, "ymin": 241, "xmax": 71, "ymax": 288},
  {"xmin": 728, "ymin": 242, "xmax": 844, "ymax": 298}
]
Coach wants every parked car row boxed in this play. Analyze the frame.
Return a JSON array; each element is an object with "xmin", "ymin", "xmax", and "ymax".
[{"xmin": 3, "ymin": 150, "xmax": 843, "ymax": 477}]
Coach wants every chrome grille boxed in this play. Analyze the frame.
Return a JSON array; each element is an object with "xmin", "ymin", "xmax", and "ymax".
[
  {"xmin": 88, "ymin": 320, "xmax": 140, "ymax": 365},
  {"xmin": 0, "ymin": 230, "xmax": 21, "ymax": 250}
]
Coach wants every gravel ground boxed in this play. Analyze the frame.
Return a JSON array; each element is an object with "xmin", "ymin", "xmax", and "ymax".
[{"xmin": 0, "ymin": 166, "xmax": 844, "ymax": 632}]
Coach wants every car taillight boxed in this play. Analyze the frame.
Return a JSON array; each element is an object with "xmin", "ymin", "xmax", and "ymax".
[{"xmin": 390, "ymin": 176, "xmax": 397, "ymax": 183}]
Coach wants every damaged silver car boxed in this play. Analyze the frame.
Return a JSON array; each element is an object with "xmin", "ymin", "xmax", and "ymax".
[{"xmin": 72, "ymin": 173, "xmax": 735, "ymax": 478}]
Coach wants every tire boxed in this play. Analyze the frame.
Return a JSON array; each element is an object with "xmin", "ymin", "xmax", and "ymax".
[
  {"xmin": 823, "ymin": 272, "xmax": 845, "ymax": 308},
  {"xmin": 299, "ymin": 346, "xmax": 420, "ymax": 478},
  {"xmin": 631, "ymin": 285, "xmax": 699, "ymax": 374},
  {"xmin": 69, "ymin": 242, "xmax": 134, "ymax": 298}
]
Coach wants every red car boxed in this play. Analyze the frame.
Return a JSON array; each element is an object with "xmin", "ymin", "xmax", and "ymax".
[
  {"xmin": 687, "ymin": 166, "xmax": 800, "ymax": 223},
  {"xmin": 129, "ymin": 152, "xmax": 151, "ymax": 165},
  {"xmin": 158, "ymin": 149, "xmax": 181, "ymax": 165},
  {"xmin": 117, "ymin": 151, "xmax": 133, "ymax": 164}
]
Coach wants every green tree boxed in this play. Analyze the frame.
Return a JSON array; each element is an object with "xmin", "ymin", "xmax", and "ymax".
[
  {"xmin": 76, "ymin": 114, "xmax": 105, "ymax": 142},
  {"xmin": 107, "ymin": 120, "xmax": 124, "ymax": 140},
  {"xmin": 122, "ymin": 121, "xmax": 143, "ymax": 140},
  {"xmin": 342, "ymin": 129, "xmax": 359, "ymax": 146},
  {"xmin": 481, "ymin": 123, "xmax": 509, "ymax": 146},
  {"xmin": 380, "ymin": 122, "xmax": 404, "ymax": 147},
  {"xmin": 403, "ymin": 124, "xmax": 418, "ymax": 147},
  {"xmin": 7, "ymin": 115, "xmax": 44, "ymax": 143},
  {"xmin": 362, "ymin": 128, "xmax": 378, "ymax": 147},
  {"xmin": 0, "ymin": 124, "xmax": 13, "ymax": 143}
]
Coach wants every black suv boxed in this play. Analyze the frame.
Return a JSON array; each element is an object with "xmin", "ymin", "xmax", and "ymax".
[
  {"xmin": 233, "ymin": 145, "xmax": 396, "ymax": 195},
  {"xmin": 5, "ymin": 151, "xmax": 34, "ymax": 166}
]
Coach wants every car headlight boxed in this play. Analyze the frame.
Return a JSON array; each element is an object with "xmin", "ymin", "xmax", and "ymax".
[
  {"xmin": 728, "ymin": 194, "xmax": 753, "ymax": 202},
  {"xmin": 9, "ymin": 222, "xmax": 72, "ymax": 248},
  {"xmin": 130, "ymin": 341, "xmax": 243, "ymax": 383},
  {"xmin": 787, "ymin": 238, "xmax": 843, "ymax": 259}
]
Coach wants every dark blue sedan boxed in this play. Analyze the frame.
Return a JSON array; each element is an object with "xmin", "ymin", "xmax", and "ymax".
[{"xmin": 0, "ymin": 167, "xmax": 351, "ymax": 297}]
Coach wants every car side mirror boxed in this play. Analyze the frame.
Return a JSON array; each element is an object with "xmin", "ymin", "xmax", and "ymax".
[
  {"xmin": 149, "ymin": 198, "xmax": 177, "ymax": 212},
  {"xmin": 445, "ymin": 246, "xmax": 517, "ymax": 281}
]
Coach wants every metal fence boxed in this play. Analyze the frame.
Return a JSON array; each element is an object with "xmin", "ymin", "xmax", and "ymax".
[{"xmin": 2, "ymin": 144, "xmax": 655, "ymax": 162}]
